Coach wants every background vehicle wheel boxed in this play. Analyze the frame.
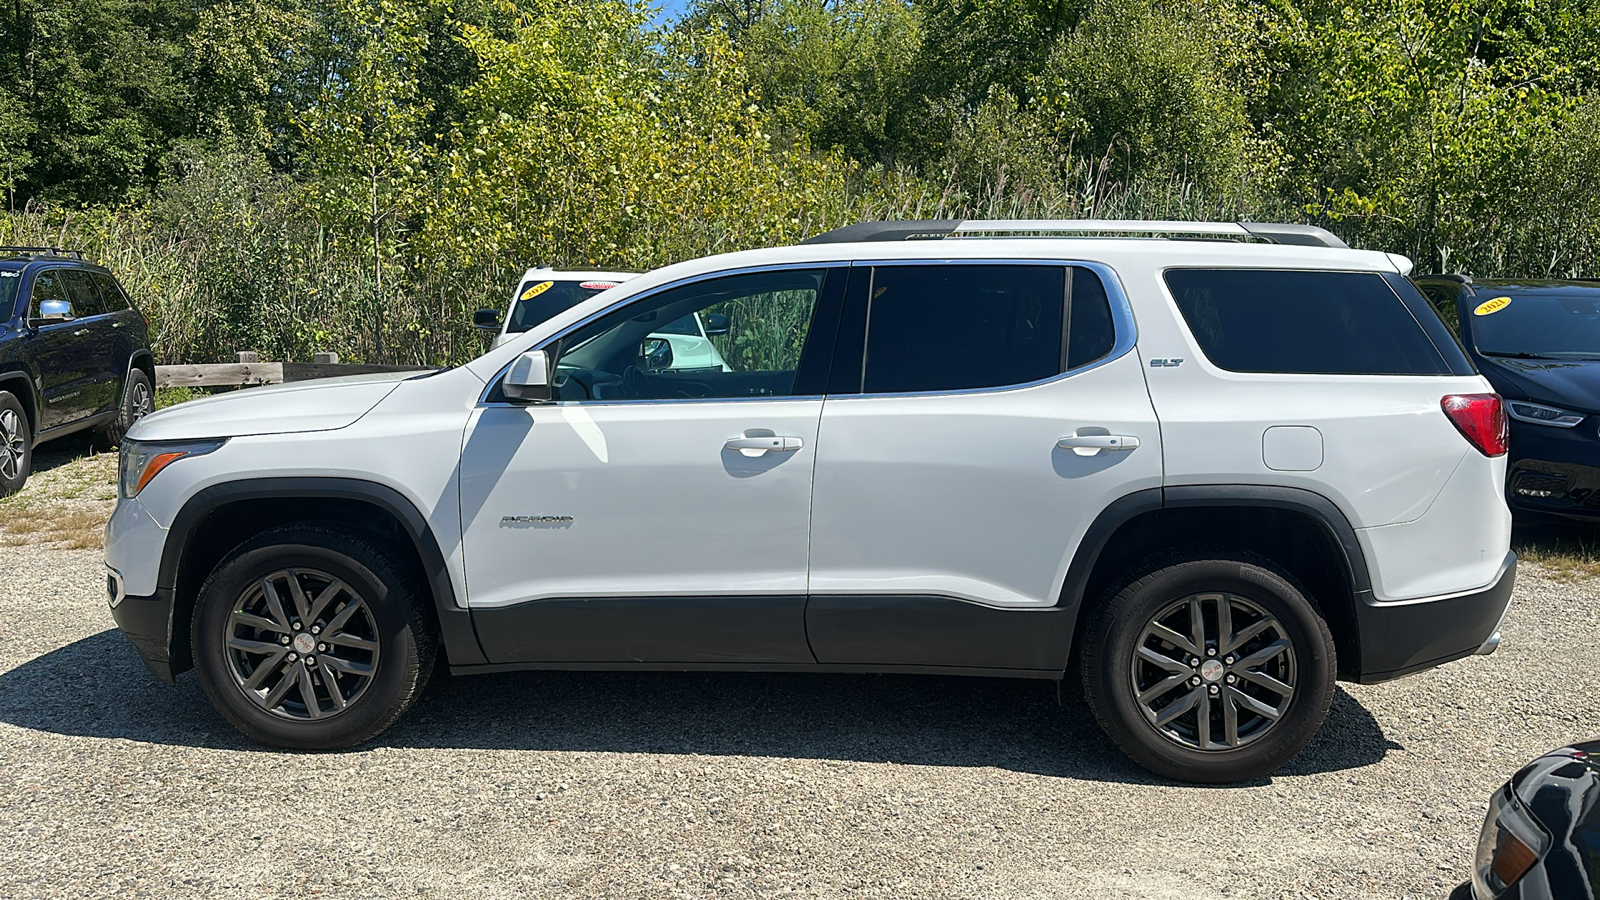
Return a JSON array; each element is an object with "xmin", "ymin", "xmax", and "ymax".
[
  {"xmin": 98, "ymin": 368, "xmax": 153, "ymax": 447},
  {"xmin": 1080, "ymin": 552, "xmax": 1336, "ymax": 784},
  {"xmin": 191, "ymin": 524, "xmax": 436, "ymax": 749},
  {"xmin": 0, "ymin": 391, "xmax": 32, "ymax": 497}
]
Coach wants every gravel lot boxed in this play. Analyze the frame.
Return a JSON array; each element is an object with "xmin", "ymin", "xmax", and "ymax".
[{"xmin": 1, "ymin": 546, "xmax": 1595, "ymax": 900}]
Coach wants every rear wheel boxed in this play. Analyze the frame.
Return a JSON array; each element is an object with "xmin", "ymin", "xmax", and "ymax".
[
  {"xmin": 98, "ymin": 368, "xmax": 153, "ymax": 447},
  {"xmin": 191, "ymin": 524, "xmax": 435, "ymax": 749},
  {"xmin": 1081, "ymin": 553, "xmax": 1335, "ymax": 783},
  {"xmin": 0, "ymin": 391, "xmax": 31, "ymax": 497}
]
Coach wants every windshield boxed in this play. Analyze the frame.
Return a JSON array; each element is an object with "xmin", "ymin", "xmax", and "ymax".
[
  {"xmin": 1470, "ymin": 286, "xmax": 1600, "ymax": 359},
  {"xmin": 505, "ymin": 280, "xmax": 616, "ymax": 333},
  {"xmin": 0, "ymin": 271, "xmax": 18, "ymax": 320}
]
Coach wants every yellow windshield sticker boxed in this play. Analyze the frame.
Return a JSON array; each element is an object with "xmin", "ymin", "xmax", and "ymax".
[
  {"xmin": 520, "ymin": 280, "xmax": 554, "ymax": 301},
  {"xmin": 1473, "ymin": 296, "xmax": 1512, "ymax": 316}
]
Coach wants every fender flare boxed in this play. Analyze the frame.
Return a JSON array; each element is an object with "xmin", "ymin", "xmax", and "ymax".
[
  {"xmin": 0, "ymin": 369, "xmax": 37, "ymax": 432},
  {"xmin": 123, "ymin": 349, "xmax": 155, "ymax": 387},
  {"xmin": 1057, "ymin": 484, "xmax": 1373, "ymax": 612},
  {"xmin": 161, "ymin": 476, "xmax": 486, "ymax": 666}
]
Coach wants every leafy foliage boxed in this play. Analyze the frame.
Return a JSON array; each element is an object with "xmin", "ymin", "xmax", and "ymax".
[{"xmin": 2, "ymin": 0, "xmax": 1599, "ymax": 365}]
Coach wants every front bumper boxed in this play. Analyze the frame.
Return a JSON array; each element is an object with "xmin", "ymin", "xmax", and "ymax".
[
  {"xmin": 109, "ymin": 586, "xmax": 179, "ymax": 684},
  {"xmin": 1355, "ymin": 552, "xmax": 1517, "ymax": 684},
  {"xmin": 1505, "ymin": 422, "xmax": 1600, "ymax": 521}
]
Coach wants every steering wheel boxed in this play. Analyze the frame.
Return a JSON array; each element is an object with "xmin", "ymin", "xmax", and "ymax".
[{"xmin": 621, "ymin": 365, "xmax": 649, "ymax": 400}]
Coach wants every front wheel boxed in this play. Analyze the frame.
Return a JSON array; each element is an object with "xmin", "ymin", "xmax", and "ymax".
[
  {"xmin": 98, "ymin": 368, "xmax": 153, "ymax": 447},
  {"xmin": 0, "ymin": 391, "xmax": 32, "ymax": 497},
  {"xmin": 191, "ymin": 524, "xmax": 436, "ymax": 749},
  {"xmin": 1080, "ymin": 553, "xmax": 1335, "ymax": 783}
]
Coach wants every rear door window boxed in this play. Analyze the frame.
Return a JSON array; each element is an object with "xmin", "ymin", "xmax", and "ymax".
[
  {"xmin": 860, "ymin": 265, "xmax": 1064, "ymax": 393},
  {"xmin": 1066, "ymin": 267, "xmax": 1116, "ymax": 370},
  {"xmin": 1163, "ymin": 269, "xmax": 1453, "ymax": 375},
  {"xmin": 91, "ymin": 273, "xmax": 131, "ymax": 312},
  {"xmin": 62, "ymin": 270, "xmax": 106, "ymax": 318}
]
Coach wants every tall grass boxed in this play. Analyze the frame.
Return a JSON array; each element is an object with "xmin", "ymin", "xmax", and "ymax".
[{"xmin": 4, "ymin": 144, "xmax": 1594, "ymax": 368}]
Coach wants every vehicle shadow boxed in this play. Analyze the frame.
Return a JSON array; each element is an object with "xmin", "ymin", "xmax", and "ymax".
[
  {"xmin": 0, "ymin": 629, "xmax": 1397, "ymax": 785},
  {"xmin": 25, "ymin": 430, "xmax": 108, "ymax": 475}
]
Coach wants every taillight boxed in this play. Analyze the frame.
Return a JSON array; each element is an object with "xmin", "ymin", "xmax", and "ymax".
[{"xmin": 1442, "ymin": 393, "xmax": 1508, "ymax": 457}]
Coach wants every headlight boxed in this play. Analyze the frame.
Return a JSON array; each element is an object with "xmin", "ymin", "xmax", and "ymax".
[
  {"xmin": 1505, "ymin": 400, "xmax": 1586, "ymax": 428},
  {"xmin": 118, "ymin": 439, "xmax": 227, "ymax": 499},
  {"xmin": 1473, "ymin": 784, "xmax": 1550, "ymax": 897}
]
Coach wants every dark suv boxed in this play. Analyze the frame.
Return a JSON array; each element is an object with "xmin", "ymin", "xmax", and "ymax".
[
  {"xmin": 0, "ymin": 247, "xmax": 155, "ymax": 496},
  {"xmin": 1414, "ymin": 275, "xmax": 1600, "ymax": 522}
]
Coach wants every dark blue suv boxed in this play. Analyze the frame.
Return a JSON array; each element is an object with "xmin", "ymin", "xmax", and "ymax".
[
  {"xmin": 0, "ymin": 247, "xmax": 155, "ymax": 496},
  {"xmin": 1415, "ymin": 275, "xmax": 1600, "ymax": 523}
]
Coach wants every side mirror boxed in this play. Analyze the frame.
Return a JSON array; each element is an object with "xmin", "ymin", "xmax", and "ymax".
[
  {"xmin": 703, "ymin": 313, "xmax": 731, "ymax": 336},
  {"xmin": 473, "ymin": 308, "xmax": 502, "ymax": 332},
  {"xmin": 502, "ymin": 349, "xmax": 552, "ymax": 403},
  {"xmin": 30, "ymin": 299, "xmax": 74, "ymax": 327},
  {"xmin": 641, "ymin": 337, "xmax": 674, "ymax": 370}
]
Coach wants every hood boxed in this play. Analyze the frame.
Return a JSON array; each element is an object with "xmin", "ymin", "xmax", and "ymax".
[
  {"xmin": 128, "ymin": 371, "xmax": 417, "ymax": 441},
  {"xmin": 1478, "ymin": 356, "xmax": 1600, "ymax": 414},
  {"xmin": 1509, "ymin": 743, "xmax": 1600, "ymax": 836}
]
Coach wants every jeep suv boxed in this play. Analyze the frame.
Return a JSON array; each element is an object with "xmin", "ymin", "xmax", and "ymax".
[
  {"xmin": 0, "ymin": 247, "xmax": 155, "ymax": 495},
  {"xmin": 104, "ymin": 221, "xmax": 1515, "ymax": 783}
]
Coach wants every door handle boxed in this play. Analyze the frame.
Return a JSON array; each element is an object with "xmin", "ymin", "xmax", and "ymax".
[
  {"xmin": 1058, "ymin": 434, "xmax": 1140, "ymax": 452},
  {"xmin": 725, "ymin": 436, "xmax": 803, "ymax": 454},
  {"xmin": 72, "ymin": 329, "xmax": 87, "ymax": 336},
  {"xmin": 111, "ymin": 321, "xmax": 124, "ymax": 328}
]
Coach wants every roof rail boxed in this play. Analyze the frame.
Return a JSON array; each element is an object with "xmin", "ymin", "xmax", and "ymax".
[
  {"xmin": 0, "ymin": 246, "xmax": 86, "ymax": 260},
  {"xmin": 800, "ymin": 219, "xmax": 1349, "ymax": 249}
]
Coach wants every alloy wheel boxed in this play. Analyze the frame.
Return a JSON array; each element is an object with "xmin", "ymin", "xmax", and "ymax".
[
  {"xmin": 130, "ymin": 380, "xmax": 153, "ymax": 421},
  {"xmin": 0, "ymin": 408, "xmax": 24, "ymax": 481},
  {"xmin": 1130, "ymin": 592, "xmax": 1297, "ymax": 750},
  {"xmin": 225, "ymin": 568, "xmax": 381, "ymax": 720}
]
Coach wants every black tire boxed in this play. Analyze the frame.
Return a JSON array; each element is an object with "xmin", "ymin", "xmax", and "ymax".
[
  {"xmin": 191, "ymin": 524, "xmax": 436, "ymax": 749},
  {"xmin": 97, "ymin": 367, "xmax": 153, "ymax": 448},
  {"xmin": 0, "ymin": 391, "xmax": 31, "ymax": 498},
  {"xmin": 1080, "ymin": 552, "xmax": 1336, "ymax": 784}
]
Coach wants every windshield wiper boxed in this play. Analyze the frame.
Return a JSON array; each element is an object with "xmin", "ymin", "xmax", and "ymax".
[{"xmin": 1480, "ymin": 350, "xmax": 1557, "ymax": 360}]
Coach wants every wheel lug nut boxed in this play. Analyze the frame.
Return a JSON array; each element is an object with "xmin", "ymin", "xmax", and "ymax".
[
  {"xmin": 311, "ymin": 625, "xmax": 321, "ymax": 635},
  {"xmin": 306, "ymin": 657, "xmax": 316, "ymax": 667},
  {"xmin": 1189, "ymin": 657, "xmax": 1200, "ymax": 667},
  {"xmin": 287, "ymin": 652, "xmax": 298, "ymax": 661},
  {"xmin": 1224, "ymin": 656, "xmax": 1235, "ymax": 665},
  {"xmin": 279, "ymin": 635, "xmax": 291, "ymax": 645},
  {"xmin": 1190, "ymin": 676, "xmax": 1202, "ymax": 686},
  {"xmin": 318, "ymin": 643, "xmax": 327, "ymax": 652},
  {"xmin": 1226, "ymin": 674, "xmax": 1237, "ymax": 684},
  {"xmin": 292, "ymin": 622, "xmax": 302, "ymax": 631},
  {"xmin": 1208, "ymin": 685, "xmax": 1220, "ymax": 695},
  {"xmin": 1206, "ymin": 647, "xmax": 1217, "ymax": 656}
]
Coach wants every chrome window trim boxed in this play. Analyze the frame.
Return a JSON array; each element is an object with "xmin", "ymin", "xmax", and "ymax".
[
  {"xmin": 834, "ymin": 257, "xmax": 1139, "ymax": 400},
  {"xmin": 478, "ymin": 261, "xmax": 847, "ymax": 407}
]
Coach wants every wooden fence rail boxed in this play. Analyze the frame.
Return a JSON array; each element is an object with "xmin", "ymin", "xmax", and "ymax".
[{"xmin": 154, "ymin": 352, "xmax": 435, "ymax": 389}]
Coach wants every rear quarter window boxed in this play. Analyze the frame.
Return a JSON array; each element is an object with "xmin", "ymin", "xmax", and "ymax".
[{"xmin": 1163, "ymin": 269, "xmax": 1455, "ymax": 375}]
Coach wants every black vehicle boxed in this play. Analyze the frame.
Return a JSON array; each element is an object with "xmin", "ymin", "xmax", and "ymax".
[
  {"xmin": 1414, "ymin": 276, "xmax": 1600, "ymax": 521},
  {"xmin": 0, "ymin": 247, "xmax": 155, "ymax": 496},
  {"xmin": 1454, "ymin": 740, "xmax": 1600, "ymax": 900}
]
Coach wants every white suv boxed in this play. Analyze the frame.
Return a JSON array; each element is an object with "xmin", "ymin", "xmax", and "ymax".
[{"xmin": 105, "ymin": 220, "xmax": 1515, "ymax": 783}]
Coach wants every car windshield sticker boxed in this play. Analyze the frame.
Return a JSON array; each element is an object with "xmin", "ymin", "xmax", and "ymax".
[
  {"xmin": 520, "ymin": 280, "xmax": 554, "ymax": 301},
  {"xmin": 1474, "ymin": 296, "xmax": 1512, "ymax": 316},
  {"xmin": 0, "ymin": 271, "xmax": 18, "ymax": 277},
  {"xmin": 579, "ymin": 281, "xmax": 619, "ymax": 290}
]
